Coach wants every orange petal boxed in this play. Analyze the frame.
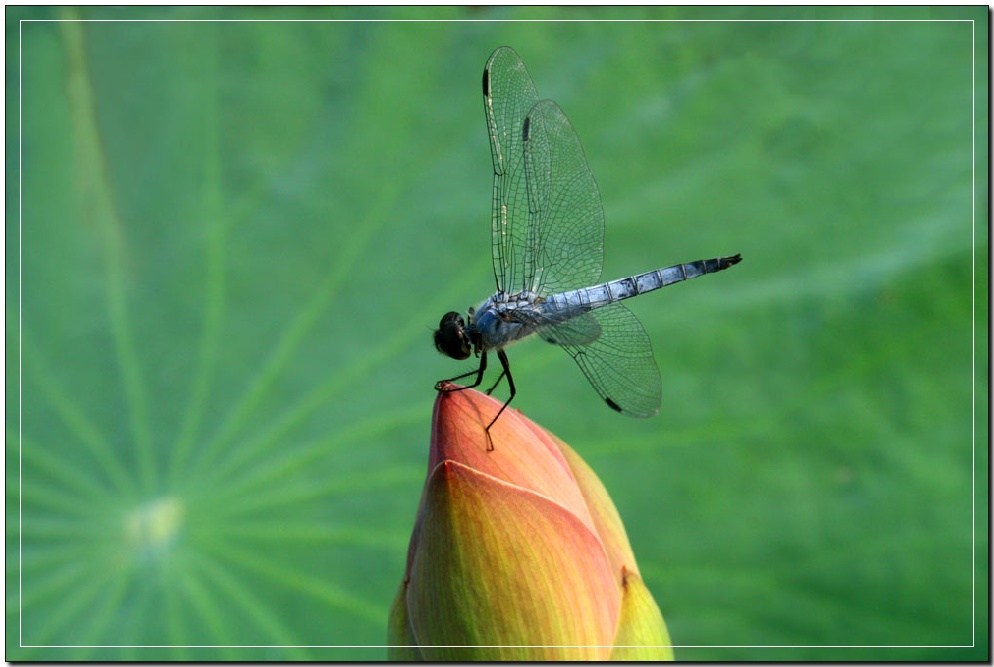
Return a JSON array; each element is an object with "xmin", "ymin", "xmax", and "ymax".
[
  {"xmin": 387, "ymin": 578, "xmax": 423, "ymax": 661},
  {"xmin": 609, "ymin": 568, "xmax": 673, "ymax": 661},
  {"xmin": 406, "ymin": 460, "xmax": 620, "ymax": 661},
  {"xmin": 544, "ymin": 431, "xmax": 640, "ymax": 581},
  {"xmin": 430, "ymin": 387, "xmax": 598, "ymax": 537}
]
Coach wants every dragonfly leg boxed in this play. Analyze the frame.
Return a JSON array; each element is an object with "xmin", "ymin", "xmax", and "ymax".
[
  {"xmin": 482, "ymin": 349, "xmax": 516, "ymax": 451},
  {"xmin": 435, "ymin": 352, "xmax": 488, "ymax": 392},
  {"xmin": 484, "ymin": 367, "xmax": 506, "ymax": 396}
]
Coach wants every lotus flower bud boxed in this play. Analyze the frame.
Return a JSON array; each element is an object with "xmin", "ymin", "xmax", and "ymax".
[{"xmin": 388, "ymin": 384, "xmax": 673, "ymax": 660}]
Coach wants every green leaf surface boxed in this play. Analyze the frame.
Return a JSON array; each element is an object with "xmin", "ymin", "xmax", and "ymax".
[{"xmin": 8, "ymin": 6, "xmax": 987, "ymax": 661}]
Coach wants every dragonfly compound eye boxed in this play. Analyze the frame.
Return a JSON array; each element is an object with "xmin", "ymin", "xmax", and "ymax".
[{"xmin": 434, "ymin": 311, "xmax": 471, "ymax": 360}]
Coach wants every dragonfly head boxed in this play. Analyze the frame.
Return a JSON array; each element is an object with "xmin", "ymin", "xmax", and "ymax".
[{"xmin": 434, "ymin": 311, "xmax": 472, "ymax": 360}]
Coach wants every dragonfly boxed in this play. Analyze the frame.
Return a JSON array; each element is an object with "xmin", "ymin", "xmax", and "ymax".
[{"xmin": 434, "ymin": 46, "xmax": 741, "ymax": 449}]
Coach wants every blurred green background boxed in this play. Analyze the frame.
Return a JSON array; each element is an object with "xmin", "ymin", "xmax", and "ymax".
[{"xmin": 7, "ymin": 6, "xmax": 987, "ymax": 661}]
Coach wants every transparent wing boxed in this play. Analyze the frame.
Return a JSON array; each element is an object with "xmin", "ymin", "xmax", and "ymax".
[
  {"xmin": 537, "ymin": 310, "xmax": 602, "ymax": 347},
  {"xmin": 521, "ymin": 99, "xmax": 604, "ymax": 296},
  {"xmin": 483, "ymin": 49, "xmax": 656, "ymax": 416},
  {"xmin": 483, "ymin": 46, "xmax": 539, "ymax": 294},
  {"xmin": 551, "ymin": 302, "xmax": 661, "ymax": 417}
]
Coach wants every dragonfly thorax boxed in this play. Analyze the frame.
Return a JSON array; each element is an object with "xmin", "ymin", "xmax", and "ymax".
[{"xmin": 473, "ymin": 292, "xmax": 542, "ymax": 352}]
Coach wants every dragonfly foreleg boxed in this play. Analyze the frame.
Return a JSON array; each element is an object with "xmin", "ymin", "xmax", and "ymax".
[{"xmin": 435, "ymin": 352, "xmax": 488, "ymax": 392}]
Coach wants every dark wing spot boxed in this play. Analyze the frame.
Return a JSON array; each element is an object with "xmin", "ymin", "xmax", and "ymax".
[
  {"xmin": 605, "ymin": 397, "xmax": 622, "ymax": 412},
  {"xmin": 522, "ymin": 116, "xmax": 530, "ymax": 142},
  {"xmin": 482, "ymin": 69, "xmax": 489, "ymax": 97}
]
